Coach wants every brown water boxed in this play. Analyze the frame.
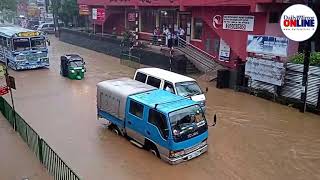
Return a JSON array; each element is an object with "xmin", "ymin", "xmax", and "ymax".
[
  {"xmin": 0, "ymin": 114, "xmax": 51, "ymax": 180},
  {"xmin": 3, "ymin": 37, "xmax": 320, "ymax": 180}
]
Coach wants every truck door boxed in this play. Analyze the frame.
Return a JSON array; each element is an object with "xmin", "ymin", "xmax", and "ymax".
[
  {"xmin": 126, "ymin": 100, "xmax": 146, "ymax": 144},
  {"xmin": 146, "ymin": 108, "xmax": 169, "ymax": 153}
]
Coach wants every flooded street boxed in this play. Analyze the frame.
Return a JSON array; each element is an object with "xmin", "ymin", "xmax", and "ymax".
[{"xmin": 4, "ymin": 37, "xmax": 320, "ymax": 180}]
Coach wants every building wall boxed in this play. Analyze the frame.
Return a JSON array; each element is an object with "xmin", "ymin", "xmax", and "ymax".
[
  {"xmin": 78, "ymin": 0, "xmax": 301, "ymax": 68},
  {"xmin": 264, "ymin": 6, "xmax": 299, "ymax": 59},
  {"xmin": 190, "ymin": 6, "xmax": 267, "ymax": 68}
]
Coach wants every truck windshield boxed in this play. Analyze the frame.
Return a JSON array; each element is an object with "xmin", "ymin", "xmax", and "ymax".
[
  {"xmin": 175, "ymin": 81, "xmax": 202, "ymax": 97},
  {"xmin": 13, "ymin": 38, "xmax": 30, "ymax": 51},
  {"xmin": 169, "ymin": 105, "xmax": 207, "ymax": 142},
  {"xmin": 31, "ymin": 37, "xmax": 45, "ymax": 49}
]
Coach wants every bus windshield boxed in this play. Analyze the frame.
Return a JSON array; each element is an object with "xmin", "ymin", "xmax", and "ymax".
[
  {"xmin": 169, "ymin": 105, "xmax": 207, "ymax": 142},
  {"xmin": 31, "ymin": 37, "xmax": 46, "ymax": 49},
  {"xmin": 13, "ymin": 38, "xmax": 30, "ymax": 51}
]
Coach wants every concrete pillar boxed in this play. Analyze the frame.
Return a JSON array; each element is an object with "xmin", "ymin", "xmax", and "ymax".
[
  {"xmin": 156, "ymin": 11, "xmax": 160, "ymax": 27},
  {"xmin": 138, "ymin": 11, "xmax": 141, "ymax": 32},
  {"xmin": 124, "ymin": 8, "xmax": 127, "ymax": 29}
]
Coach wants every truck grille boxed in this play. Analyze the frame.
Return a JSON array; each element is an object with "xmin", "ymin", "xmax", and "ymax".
[{"xmin": 184, "ymin": 140, "xmax": 206, "ymax": 155}]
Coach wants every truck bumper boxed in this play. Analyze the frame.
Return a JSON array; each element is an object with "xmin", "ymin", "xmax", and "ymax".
[{"xmin": 163, "ymin": 144, "xmax": 208, "ymax": 165}]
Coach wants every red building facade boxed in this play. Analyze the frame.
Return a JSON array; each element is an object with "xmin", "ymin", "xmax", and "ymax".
[{"xmin": 77, "ymin": 0, "xmax": 303, "ymax": 68}]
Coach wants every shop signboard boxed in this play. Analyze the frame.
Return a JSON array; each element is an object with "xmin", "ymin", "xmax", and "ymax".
[
  {"xmin": 79, "ymin": 5, "xmax": 90, "ymax": 16},
  {"xmin": 128, "ymin": 13, "xmax": 135, "ymax": 22},
  {"xmin": 245, "ymin": 57, "xmax": 285, "ymax": 86},
  {"xmin": 247, "ymin": 35, "xmax": 289, "ymax": 57},
  {"xmin": 0, "ymin": 65, "xmax": 8, "ymax": 96},
  {"xmin": 219, "ymin": 38, "xmax": 230, "ymax": 61},
  {"xmin": 92, "ymin": 8, "xmax": 97, "ymax": 20},
  {"xmin": 223, "ymin": 15, "xmax": 254, "ymax": 31},
  {"xmin": 92, "ymin": 8, "xmax": 105, "ymax": 21}
]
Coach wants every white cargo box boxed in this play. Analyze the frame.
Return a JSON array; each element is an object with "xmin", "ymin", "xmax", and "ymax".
[{"xmin": 97, "ymin": 78, "xmax": 156, "ymax": 120}]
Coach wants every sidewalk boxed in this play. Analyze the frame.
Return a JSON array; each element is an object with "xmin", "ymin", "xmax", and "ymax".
[{"xmin": 0, "ymin": 114, "xmax": 51, "ymax": 180}]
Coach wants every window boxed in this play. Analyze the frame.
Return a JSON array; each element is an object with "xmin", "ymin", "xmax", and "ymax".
[
  {"xmin": 147, "ymin": 76, "xmax": 161, "ymax": 88},
  {"xmin": 269, "ymin": 12, "xmax": 280, "ymax": 23},
  {"xmin": 13, "ymin": 38, "xmax": 30, "ymax": 51},
  {"xmin": 31, "ymin": 38, "xmax": 45, "ymax": 49},
  {"xmin": 213, "ymin": 38, "xmax": 220, "ymax": 53},
  {"xmin": 141, "ymin": 9, "xmax": 157, "ymax": 32},
  {"xmin": 129, "ymin": 100, "xmax": 144, "ymax": 118},
  {"xmin": 49, "ymin": 24, "xmax": 55, "ymax": 28},
  {"xmin": 159, "ymin": 10, "xmax": 177, "ymax": 31},
  {"xmin": 193, "ymin": 18, "xmax": 203, "ymax": 40},
  {"xmin": 163, "ymin": 81, "xmax": 175, "ymax": 94},
  {"xmin": 135, "ymin": 72, "xmax": 147, "ymax": 83},
  {"xmin": 148, "ymin": 109, "xmax": 169, "ymax": 139}
]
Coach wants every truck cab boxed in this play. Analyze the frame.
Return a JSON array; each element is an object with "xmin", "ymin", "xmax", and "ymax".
[{"xmin": 97, "ymin": 78, "xmax": 214, "ymax": 164}]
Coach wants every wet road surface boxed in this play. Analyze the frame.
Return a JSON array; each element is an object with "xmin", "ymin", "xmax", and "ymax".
[
  {"xmin": 0, "ymin": 114, "xmax": 51, "ymax": 180},
  {"xmin": 3, "ymin": 37, "xmax": 320, "ymax": 180}
]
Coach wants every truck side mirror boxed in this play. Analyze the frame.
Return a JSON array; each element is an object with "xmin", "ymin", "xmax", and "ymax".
[
  {"xmin": 205, "ymin": 87, "xmax": 208, "ymax": 93},
  {"xmin": 47, "ymin": 40, "xmax": 50, "ymax": 46}
]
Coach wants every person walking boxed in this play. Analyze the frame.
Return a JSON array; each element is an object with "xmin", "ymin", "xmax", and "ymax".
[{"xmin": 178, "ymin": 27, "xmax": 185, "ymax": 40}]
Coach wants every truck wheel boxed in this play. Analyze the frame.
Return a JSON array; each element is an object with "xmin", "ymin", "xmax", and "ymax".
[
  {"xmin": 145, "ymin": 140, "xmax": 160, "ymax": 158},
  {"xmin": 109, "ymin": 124, "xmax": 121, "ymax": 136},
  {"xmin": 112, "ymin": 128, "xmax": 120, "ymax": 136}
]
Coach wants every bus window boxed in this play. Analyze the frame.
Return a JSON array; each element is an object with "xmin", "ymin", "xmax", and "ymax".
[
  {"xmin": 31, "ymin": 38, "xmax": 45, "ymax": 49},
  {"xmin": 13, "ymin": 38, "xmax": 30, "ymax": 51}
]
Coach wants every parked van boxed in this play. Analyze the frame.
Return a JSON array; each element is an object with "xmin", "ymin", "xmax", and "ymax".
[
  {"xmin": 134, "ymin": 68, "xmax": 207, "ymax": 110},
  {"xmin": 37, "ymin": 22, "xmax": 64, "ymax": 34},
  {"xmin": 97, "ymin": 78, "xmax": 216, "ymax": 164}
]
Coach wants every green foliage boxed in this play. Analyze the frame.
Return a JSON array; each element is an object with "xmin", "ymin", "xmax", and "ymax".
[
  {"xmin": 58, "ymin": 0, "xmax": 79, "ymax": 24},
  {"xmin": 289, "ymin": 52, "xmax": 320, "ymax": 67},
  {"xmin": 0, "ymin": 0, "xmax": 17, "ymax": 11}
]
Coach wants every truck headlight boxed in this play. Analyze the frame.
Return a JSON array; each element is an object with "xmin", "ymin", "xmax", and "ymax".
[
  {"xmin": 81, "ymin": 69, "xmax": 85, "ymax": 72},
  {"xmin": 70, "ymin": 70, "xmax": 75, "ymax": 73},
  {"xmin": 201, "ymin": 100, "xmax": 206, "ymax": 107},
  {"xmin": 169, "ymin": 150, "xmax": 185, "ymax": 158}
]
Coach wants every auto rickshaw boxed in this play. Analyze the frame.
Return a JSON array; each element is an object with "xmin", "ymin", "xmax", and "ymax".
[{"xmin": 60, "ymin": 54, "xmax": 86, "ymax": 80}]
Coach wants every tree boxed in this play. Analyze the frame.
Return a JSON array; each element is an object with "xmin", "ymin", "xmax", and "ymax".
[
  {"xmin": 0, "ymin": 0, "xmax": 17, "ymax": 11},
  {"xmin": 58, "ymin": 0, "xmax": 78, "ymax": 26}
]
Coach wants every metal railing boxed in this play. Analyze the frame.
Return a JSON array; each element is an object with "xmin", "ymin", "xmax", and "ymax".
[
  {"xmin": 0, "ymin": 97, "xmax": 81, "ymax": 180},
  {"xmin": 150, "ymin": 35, "xmax": 166, "ymax": 46},
  {"xmin": 177, "ymin": 37, "xmax": 223, "ymax": 73},
  {"xmin": 120, "ymin": 52, "xmax": 141, "ymax": 69}
]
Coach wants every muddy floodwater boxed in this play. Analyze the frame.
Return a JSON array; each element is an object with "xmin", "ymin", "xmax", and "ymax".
[{"xmin": 4, "ymin": 37, "xmax": 320, "ymax": 180}]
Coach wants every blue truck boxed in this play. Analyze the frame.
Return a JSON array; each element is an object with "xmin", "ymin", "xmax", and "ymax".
[{"xmin": 97, "ymin": 78, "xmax": 216, "ymax": 164}]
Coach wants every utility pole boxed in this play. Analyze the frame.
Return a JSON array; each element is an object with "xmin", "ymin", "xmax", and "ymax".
[{"xmin": 300, "ymin": 0, "xmax": 314, "ymax": 113}]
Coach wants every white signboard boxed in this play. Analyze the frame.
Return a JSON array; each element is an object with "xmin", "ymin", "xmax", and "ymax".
[
  {"xmin": 223, "ymin": 15, "xmax": 254, "ymax": 31},
  {"xmin": 247, "ymin": 35, "xmax": 289, "ymax": 57},
  {"xmin": 219, "ymin": 39, "xmax": 230, "ymax": 61},
  {"xmin": 92, "ymin": 8, "xmax": 97, "ymax": 20},
  {"xmin": 245, "ymin": 57, "xmax": 285, "ymax": 86}
]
